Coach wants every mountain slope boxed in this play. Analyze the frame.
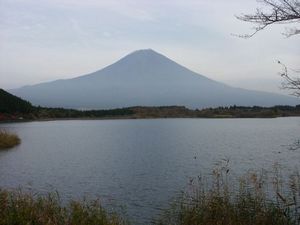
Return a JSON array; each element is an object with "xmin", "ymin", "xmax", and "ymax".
[
  {"xmin": 0, "ymin": 89, "xmax": 33, "ymax": 113},
  {"xmin": 11, "ymin": 49, "xmax": 299, "ymax": 109}
]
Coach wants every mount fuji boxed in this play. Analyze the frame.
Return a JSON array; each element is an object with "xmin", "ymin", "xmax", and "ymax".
[{"xmin": 10, "ymin": 49, "xmax": 298, "ymax": 109}]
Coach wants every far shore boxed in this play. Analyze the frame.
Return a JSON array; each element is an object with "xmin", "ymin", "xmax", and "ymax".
[
  {"xmin": 1, "ymin": 105, "xmax": 300, "ymax": 123},
  {"xmin": 1, "ymin": 114, "xmax": 300, "ymax": 124}
]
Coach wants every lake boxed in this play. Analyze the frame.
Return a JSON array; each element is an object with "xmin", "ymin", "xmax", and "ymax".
[{"xmin": 0, "ymin": 118, "xmax": 300, "ymax": 224}]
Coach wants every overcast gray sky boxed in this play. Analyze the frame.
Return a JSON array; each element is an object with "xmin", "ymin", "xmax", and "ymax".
[{"xmin": 0, "ymin": 0, "xmax": 299, "ymax": 94}]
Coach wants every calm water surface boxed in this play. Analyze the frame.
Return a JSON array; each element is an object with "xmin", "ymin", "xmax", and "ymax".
[{"xmin": 0, "ymin": 118, "xmax": 300, "ymax": 224}]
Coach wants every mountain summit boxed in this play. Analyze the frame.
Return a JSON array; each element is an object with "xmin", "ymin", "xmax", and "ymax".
[{"xmin": 11, "ymin": 49, "xmax": 298, "ymax": 109}]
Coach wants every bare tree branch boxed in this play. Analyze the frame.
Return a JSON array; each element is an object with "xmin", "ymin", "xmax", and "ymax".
[
  {"xmin": 236, "ymin": 0, "xmax": 300, "ymax": 38},
  {"xmin": 278, "ymin": 61, "xmax": 300, "ymax": 97},
  {"xmin": 236, "ymin": 0, "xmax": 300, "ymax": 97}
]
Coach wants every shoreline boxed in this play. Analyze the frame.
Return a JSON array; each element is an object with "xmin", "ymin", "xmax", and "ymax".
[
  {"xmin": 1, "ymin": 105, "xmax": 300, "ymax": 123},
  {"xmin": 1, "ymin": 114, "xmax": 300, "ymax": 124}
]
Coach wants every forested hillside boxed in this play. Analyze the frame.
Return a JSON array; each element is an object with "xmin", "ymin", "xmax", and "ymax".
[{"xmin": 0, "ymin": 89, "xmax": 34, "ymax": 113}]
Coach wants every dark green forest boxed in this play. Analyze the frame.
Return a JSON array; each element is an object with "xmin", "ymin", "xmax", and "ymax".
[{"xmin": 0, "ymin": 89, "xmax": 34, "ymax": 113}]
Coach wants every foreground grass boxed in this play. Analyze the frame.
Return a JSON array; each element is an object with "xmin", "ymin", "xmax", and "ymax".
[
  {"xmin": 0, "ymin": 166, "xmax": 299, "ymax": 225},
  {"xmin": 0, "ymin": 190, "xmax": 128, "ymax": 225},
  {"xmin": 0, "ymin": 130, "xmax": 20, "ymax": 149},
  {"xmin": 156, "ymin": 165, "xmax": 300, "ymax": 225}
]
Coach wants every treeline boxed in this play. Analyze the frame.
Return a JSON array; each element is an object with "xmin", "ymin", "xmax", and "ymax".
[
  {"xmin": 0, "ymin": 89, "xmax": 134, "ymax": 120},
  {"xmin": 15, "ymin": 104, "xmax": 300, "ymax": 120},
  {"xmin": 33, "ymin": 107, "xmax": 134, "ymax": 119},
  {"xmin": 1, "ymin": 88, "xmax": 300, "ymax": 121},
  {"xmin": 196, "ymin": 105, "xmax": 300, "ymax": 118},
  {"xmin": 0, "ymin": 106, "xmax": 135, "ymax": 121}
]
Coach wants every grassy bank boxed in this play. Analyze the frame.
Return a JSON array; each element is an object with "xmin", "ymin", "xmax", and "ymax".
[
  {"xmin": 156, "ymin": 165, "xmax": 300, "ymax": 225},
  {"xmin": 1, "ymin": 167, "xmax": 299, "ymax": 225},
  {"xmin": 0, "ymin": 190, "xmax": 128, "ymax": 225},
  {"xmin": 0, "ymin": 130, "xmax": 20, "ymax": 149}
]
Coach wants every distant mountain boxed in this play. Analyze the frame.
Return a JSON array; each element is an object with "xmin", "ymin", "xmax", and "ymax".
[
  {"xmin": 0, "ymin": 89, "xmax": 33, "ymax": 113},
  {"xmin": 11, "ymin": 49, "xmax": 299, "ymax": 109}
]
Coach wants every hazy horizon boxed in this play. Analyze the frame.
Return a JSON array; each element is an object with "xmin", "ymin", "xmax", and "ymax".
[{"xmin": 0, "ymin": 0, "xmax": 299, "ymax": 95}]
